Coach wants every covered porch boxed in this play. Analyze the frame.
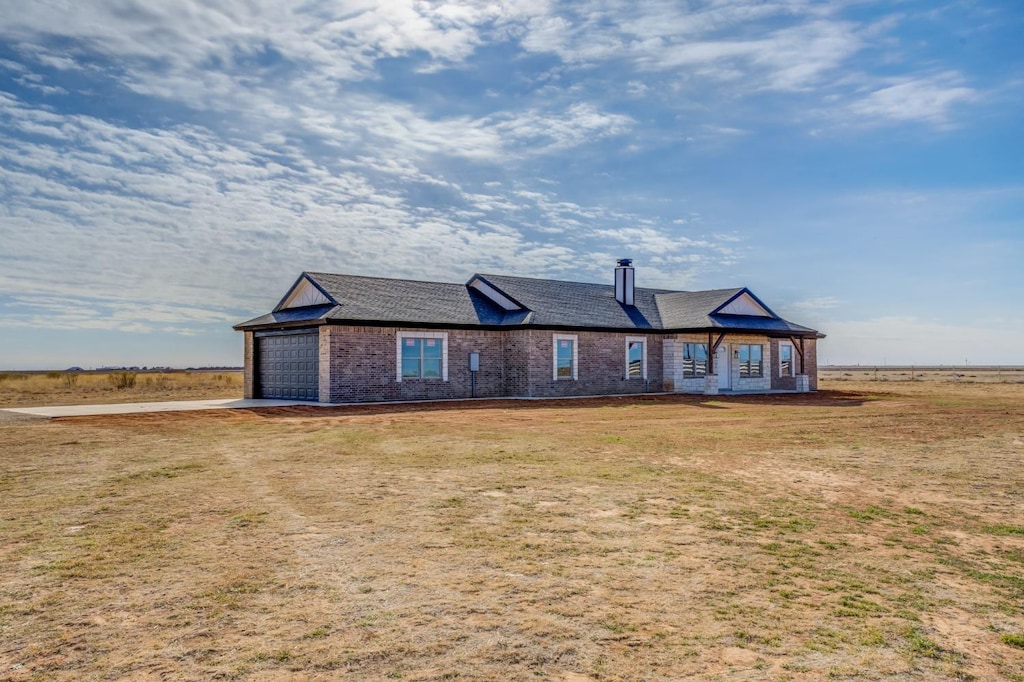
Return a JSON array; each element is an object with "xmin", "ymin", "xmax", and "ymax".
[{"xmin": 664, "ymin": 331, "xmax": 816, "ymax": 396}]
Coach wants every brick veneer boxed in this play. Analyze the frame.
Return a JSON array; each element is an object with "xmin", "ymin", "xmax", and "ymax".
[
  {"xmin": 317, "ymin": 326, "xmax": 665, "ymax": 403},
  {"xmin": 247, "ymin": 324, "xmax": 817, "ymax": 402},
  {"xmin": 243, "ymin": 331, "xmax": 255, "ymax": 399}
]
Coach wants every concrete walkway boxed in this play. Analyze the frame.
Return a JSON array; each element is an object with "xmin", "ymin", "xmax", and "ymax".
[{"xmin": 2, "ymin": 398, "xmax": 333, "ymax": 419}]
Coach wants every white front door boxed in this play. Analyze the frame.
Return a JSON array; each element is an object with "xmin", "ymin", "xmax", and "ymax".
[{"xmin": 716, "ymin": 344, "xmax": 730, "ymax": 389}]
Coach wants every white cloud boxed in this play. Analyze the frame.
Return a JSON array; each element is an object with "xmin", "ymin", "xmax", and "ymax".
[
  {"xmin": 848, "ymin": 72, "xmax": 978, "ymax": 126},
  {"xmin": 0, "ymin": 93, "xmax": 733, "ymax": 330},
  {"xmin": 787, "ymin": 296, "xmax": 842, "ymax": 312}
]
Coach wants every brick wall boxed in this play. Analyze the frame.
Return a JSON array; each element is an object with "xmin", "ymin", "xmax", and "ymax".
[
  {"xmin": 251, "ymin": 324, "xmax": 817, "ymax": 402},
  {"xmin": 505, "ymin": 329, "xmax": 664, "ymax": 398},
  {"xmin": 805, "ymin": 339, "xmax": 818, "ymax": 390},
  {"xmin": 318, "ymin": 326, "xmax": 665, "ymax": 402},
  {"xmin": 768, "ymin": 337, "xmax": 819, "ymax": 391},
  {"xmin": 322, "ymin": 326, "xmax": 509, "ymax": 402},
  {"xmin": 770, "ymin": 338, "xmax": 796, "ymax": 391},
  {"xmin": 318, "ymin": 326, "xmax": 334, "ymax": 403},
  {"xmin": 243, "ymin": 331, "xmax": 254, "ymax": 399}
]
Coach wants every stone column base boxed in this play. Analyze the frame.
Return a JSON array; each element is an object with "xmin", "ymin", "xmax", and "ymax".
[
  {"xmin": 796, "ymin": 374, "xmax": 810, "ymax": 392},
  {"xmin": 704, "ymin": 375, "xmax": 719, "ymax": 395}
]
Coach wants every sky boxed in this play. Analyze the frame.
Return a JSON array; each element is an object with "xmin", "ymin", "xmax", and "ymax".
[{"xmin": 0, "ymin": 0, "xmax": 1022, "ymax": 369}]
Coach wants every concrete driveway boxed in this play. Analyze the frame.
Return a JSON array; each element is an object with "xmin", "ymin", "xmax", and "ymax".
[{"xmin": 2, "ymin": 398, "xmax": 333, "ymax": 418}]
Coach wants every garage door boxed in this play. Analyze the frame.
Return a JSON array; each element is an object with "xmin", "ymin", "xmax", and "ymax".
[{"xmin": 257, "ymin": 332, "xmax": 319, "ymax": 400}]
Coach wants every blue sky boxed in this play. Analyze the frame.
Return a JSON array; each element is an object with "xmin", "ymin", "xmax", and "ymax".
[{"xmin": 0, "ymin": 0, "xmax": 1021, "ymax": 369}]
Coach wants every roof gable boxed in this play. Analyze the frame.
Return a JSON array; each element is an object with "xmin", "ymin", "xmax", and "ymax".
[
  {"xmin": 711, "ymin": 289, "xmax": 776, "ymax": 318},
  {"xmin": 274, "ymin": 273, "xmax": 335, "ymax": 311}
]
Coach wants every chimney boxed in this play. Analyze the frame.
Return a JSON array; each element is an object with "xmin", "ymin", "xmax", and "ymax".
[{"xmin": 614, "ymin": 258, "xmax": 634, "ymax": 306}]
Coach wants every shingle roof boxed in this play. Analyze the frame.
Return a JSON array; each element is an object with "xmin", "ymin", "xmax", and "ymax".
[
  {"xmin": 474, "ymin": 273, "xmax": 669, "ymax": 329},
  {"xmin": 233, "ymin": 270, "xmax": 823, "ymax": 338}
]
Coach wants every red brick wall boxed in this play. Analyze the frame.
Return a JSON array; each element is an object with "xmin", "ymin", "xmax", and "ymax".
[
  {"xmin": 768, "ymin": 337, "xmax": 818, "ymax": 391},
  {"xmin": 320, "ymin": 326, "xmax": 665, "ymax": 402},
  {"xmin": 769, "ymin": 338, "xmax": 796, "ymax": 391},
  {"xmin": 805, "ymin": 339, "xmax": 818, "ymax": 390},
  {"xmin": 323, "ymin": 326, "xmax": 508, "ymax": 402},
  {"xmin": 507, "ymin": 329, "xmax": 664, "ymax": 398}
]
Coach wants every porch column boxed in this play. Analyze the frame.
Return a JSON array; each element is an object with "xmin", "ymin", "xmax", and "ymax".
[
  {"xmin": 795, "ymin": 337, "xmax": 809, "ymax": 392},
  {"xmin": 704, "ymin": 331, "xmax": 719, "ymax": 395}
]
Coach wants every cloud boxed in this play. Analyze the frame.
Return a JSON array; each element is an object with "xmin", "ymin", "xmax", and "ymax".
[
  {"xmin": 0, "ymin": 92, "xmax": 733, "ymax": 330},
  {"xmin": 847, "ymin": 72, "xmax": 978, "ymax": 126},
  {"xmin": 518, "ymin": 2, "xmax": 864, "ymax": 93},
  {"xmin": 787, "ymin": 296, "xmax": 842, "ymax": 312}
]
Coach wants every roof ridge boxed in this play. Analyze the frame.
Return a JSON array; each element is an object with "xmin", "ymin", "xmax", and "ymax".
[
  {"xmin": 480, "ymin": 272, "xmax": 682, "ymax": 294},
  {"xmin": 306, "ymin": 271, "xmax": 464, "ymax": 288}
]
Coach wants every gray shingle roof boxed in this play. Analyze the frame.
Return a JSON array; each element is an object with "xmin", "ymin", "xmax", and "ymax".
[
  {"xmin": 234, "ymin": 270, "xmax": 823, "ymax": 338},
  {"xmin": 474, "ymin": 274, "xmax": 669, "ymax": 329}
]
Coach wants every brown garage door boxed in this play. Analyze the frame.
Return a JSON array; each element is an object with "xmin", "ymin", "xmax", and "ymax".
[{"xmin": 257, "ymin": 332, "xmax": 319, "ymax": 400}]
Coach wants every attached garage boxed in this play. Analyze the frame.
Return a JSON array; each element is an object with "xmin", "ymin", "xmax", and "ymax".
[{"xmin": 256, "ymin": 331, "xmax": 319, "ymax": 400}]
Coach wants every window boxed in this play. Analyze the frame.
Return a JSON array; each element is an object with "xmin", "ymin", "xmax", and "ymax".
[
  {"xmin": 396, "ymin": 332, "xmax": 448, "ymax": 381},
  {"xmin": 682, "ymin": 343, "xmax": 708, "ymax": 378},
  {"xmin": 626, "ymin": 337, "xmax": 646, "ymax": 379},
  {"xmin": 738, "ymin": 344, "xmax": 763, "ymax": 378},
  {"xmin": 553, "ymin": 334, "xmax": 578, "ymax": 380},
  {"xmin": 779, "ymin": 343, "xmax": 793, "ymax": 377}
]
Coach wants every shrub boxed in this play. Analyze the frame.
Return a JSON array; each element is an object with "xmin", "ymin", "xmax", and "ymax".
[
  {"xmin": 46, "ymin": 371, "xmax": 62, "ymax": 379},
  {"xmin": 62, "ymin": 373, "xmax": 79, "ymax": 388},
  {"xmin": 108, "ymin": 371, "xmax": 137, "ymax": 390}
]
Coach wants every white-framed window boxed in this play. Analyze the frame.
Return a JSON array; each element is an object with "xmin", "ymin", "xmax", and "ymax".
[
  {"xmin": 683, "ymin": 343, "xmax": 708, "ymax": 378},
  {"xmin": 396, "ymin": 331, "xmax": 448, "ymax": 382},
  {"xmin": 625, "ymin": 336, "xmax": 647, "ymax": 379},
  {"xmin": 553, "ymin": 334, "xmax": 578, "ymax": 380},
  {"xmin": 738, "ymin": 344, "xmax": 763, "ymax": 378},
  {"xmin": 779, "ymin": 343, "xmax": 794, "ymax": 377}
]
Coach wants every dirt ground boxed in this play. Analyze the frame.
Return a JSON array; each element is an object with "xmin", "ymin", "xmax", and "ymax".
[{"xmin": 2, "ymin": 381, "xmax": 1023, "ymax": 680}]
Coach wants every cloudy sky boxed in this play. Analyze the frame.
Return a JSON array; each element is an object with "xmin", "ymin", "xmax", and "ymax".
[{"xmin": 0, "ymin": 0, "xmax": 1021, "ymax": 369}]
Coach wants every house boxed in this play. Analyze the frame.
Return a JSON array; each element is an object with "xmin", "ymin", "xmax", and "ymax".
[{"xmin": 233, "ymin": 260, "xmax": 824, "ymax": 403}]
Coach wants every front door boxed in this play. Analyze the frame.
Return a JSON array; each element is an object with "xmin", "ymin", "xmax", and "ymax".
[{"xmin": 716, "ymin": 344, "xmax": 730, "ymax": 389}]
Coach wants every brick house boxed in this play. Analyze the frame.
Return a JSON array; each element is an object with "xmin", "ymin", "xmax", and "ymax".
[{"xmin": 234, "ymin": 260, "xmax": 824, "ymax": 403}]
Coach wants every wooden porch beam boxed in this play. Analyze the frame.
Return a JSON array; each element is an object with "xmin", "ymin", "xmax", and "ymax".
[
  {"xmin": 706, "ymin": 332, "xmax": 726, "ymax": 376},
  {"xmin": 788, "ymin": 336, "xmax": 805, "ymax": 357},
  {"xmin": 707, "ymin": 332, "xmax": 714, "ymax": 376}
]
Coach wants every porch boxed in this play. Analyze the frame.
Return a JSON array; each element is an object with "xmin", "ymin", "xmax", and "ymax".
[{"xmin": 664, "ymin": 331, "xmax": 815, "ymax": 396}]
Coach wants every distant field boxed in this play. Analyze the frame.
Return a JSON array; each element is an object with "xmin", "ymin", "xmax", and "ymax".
[
  {"xmin": 0, "ymin": 370, "xmax": 243, "ymax": 408},
  {"xmin": 2, "ymin": 381, "xmax": 1022, "ymax": 680},
  {"xmin": 822, "ymin": 366, "xmax": 1024, "ymax": 384}
]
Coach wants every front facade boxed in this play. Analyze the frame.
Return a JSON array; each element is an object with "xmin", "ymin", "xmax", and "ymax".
[{"xmin": 235, "ymin": 262, "xmax": 823, "ymax": 403}]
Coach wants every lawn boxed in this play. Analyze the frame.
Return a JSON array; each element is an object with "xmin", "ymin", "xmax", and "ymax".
[{"xmin": 1, "ymin": 381, "xmax": 1023, "ymax": 680}]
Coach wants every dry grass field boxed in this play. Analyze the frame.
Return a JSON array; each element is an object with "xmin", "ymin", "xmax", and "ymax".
[
  {"xmin": 0, "ymin": 371, "xmax": 243, "ymax": 408},
  {"xmin": 822, "ymin": 367, "xmax": 1024, "ymax": 384},
  {"xmin": 2, "ymin": 380, "xmax": 1023, "ymax": 680}
]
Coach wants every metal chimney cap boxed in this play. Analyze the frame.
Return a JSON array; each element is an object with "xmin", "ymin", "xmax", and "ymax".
[{"xmin": 616, "ymin": 258, "xmax": 633, "ymax": 267}]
